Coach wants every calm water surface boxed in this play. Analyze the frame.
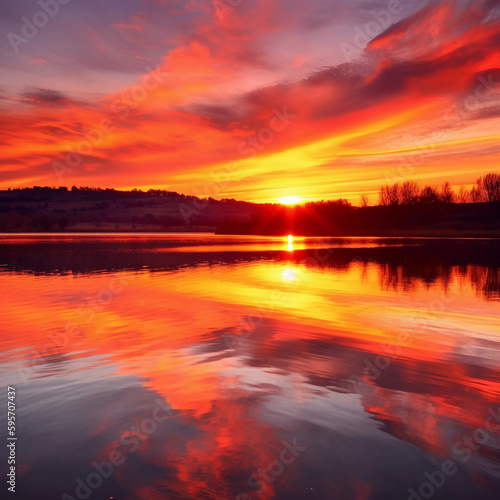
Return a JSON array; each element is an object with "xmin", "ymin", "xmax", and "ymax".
[{"xmin": 1, "ymin": 234, "xmax": 500, "ymax": 500}]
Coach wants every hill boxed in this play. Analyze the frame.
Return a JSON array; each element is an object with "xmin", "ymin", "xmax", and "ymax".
[
  {"xmin": 0, "ymin": 187, "xmax": 260, "ymax": 232},
  {"xmin": 1, "ymin": 186, "xmax": 500, "ymax": 237}
]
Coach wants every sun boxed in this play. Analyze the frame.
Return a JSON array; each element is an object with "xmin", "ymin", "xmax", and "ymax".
[{"xmin": 277, "ymin": 196, "xmax": 302, "ymax": 205}]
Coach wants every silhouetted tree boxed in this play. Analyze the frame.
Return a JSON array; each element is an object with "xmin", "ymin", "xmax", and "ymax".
[
  {"xmin": 419, "ymin": 186, "xmax": 440, "ymax": 204},
  {"xmin": 379, "ymin": 184, "xmax": 400, "ymax": 206},
  {"xmin": 457, "ymin": 186, "xmax": 471, "ymax": 204},
  {"xmin": 471, "ymin": 185, "xmax": 482, "ymax": 203},
  {"xmin": 400, "ymin": 181, "xmax": 420, "ymax": 204},
  {"xmin": 440, "ymin": 182, "xmax": 455, "ymax": 203},
  {"xmin": 481, "ymin": 173, "xmax": 500, "ymax": 202}
]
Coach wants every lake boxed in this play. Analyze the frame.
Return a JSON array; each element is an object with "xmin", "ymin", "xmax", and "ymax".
[{"xmin": 1, "ymin": 234, "xmax": 500, "ymax": 500}]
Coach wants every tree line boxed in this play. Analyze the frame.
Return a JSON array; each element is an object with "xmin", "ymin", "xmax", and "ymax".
[{"xmin": 377, "ymin": 172, "xmax": 500, "ymax": 206}]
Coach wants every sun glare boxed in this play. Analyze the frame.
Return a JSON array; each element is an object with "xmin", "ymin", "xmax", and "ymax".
[
  {"xmin": 278, "ymin": 196, "xmax": 302, "ymax": 205},
  {"xmin": 281, "ymin": 267, "xmax": 298, "ymax": 281}
]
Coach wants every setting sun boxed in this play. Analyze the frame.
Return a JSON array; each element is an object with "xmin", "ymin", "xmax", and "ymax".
[{"xmin": 278, "ymin": 196, "xmax": 302, "ymax": 205}]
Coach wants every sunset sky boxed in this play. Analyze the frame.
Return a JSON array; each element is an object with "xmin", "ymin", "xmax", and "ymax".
[{"xmin": 1, "ymin": 0, "xmax": 500, "ymax": 203}]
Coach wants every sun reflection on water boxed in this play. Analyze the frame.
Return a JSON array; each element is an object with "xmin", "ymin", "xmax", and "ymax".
[{"xmin": 281, "ymin": 267, "xmax": 298, "ymax": 281}]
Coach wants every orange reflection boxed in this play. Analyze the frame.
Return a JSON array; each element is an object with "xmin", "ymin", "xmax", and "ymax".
[{"xmin": 1, "ymin": 255, "xmax": 500, "ymax": 498}]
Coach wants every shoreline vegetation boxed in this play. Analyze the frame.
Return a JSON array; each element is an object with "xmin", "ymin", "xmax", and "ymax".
[{"xmin": 1, "ymin": 173, "xmax": 499, "ymax": 237}]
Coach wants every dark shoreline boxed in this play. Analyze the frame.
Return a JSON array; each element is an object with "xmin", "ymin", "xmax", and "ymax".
[{"xmin": 2, "ymin": 187, "xmax": 500, "ymax": 237}]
